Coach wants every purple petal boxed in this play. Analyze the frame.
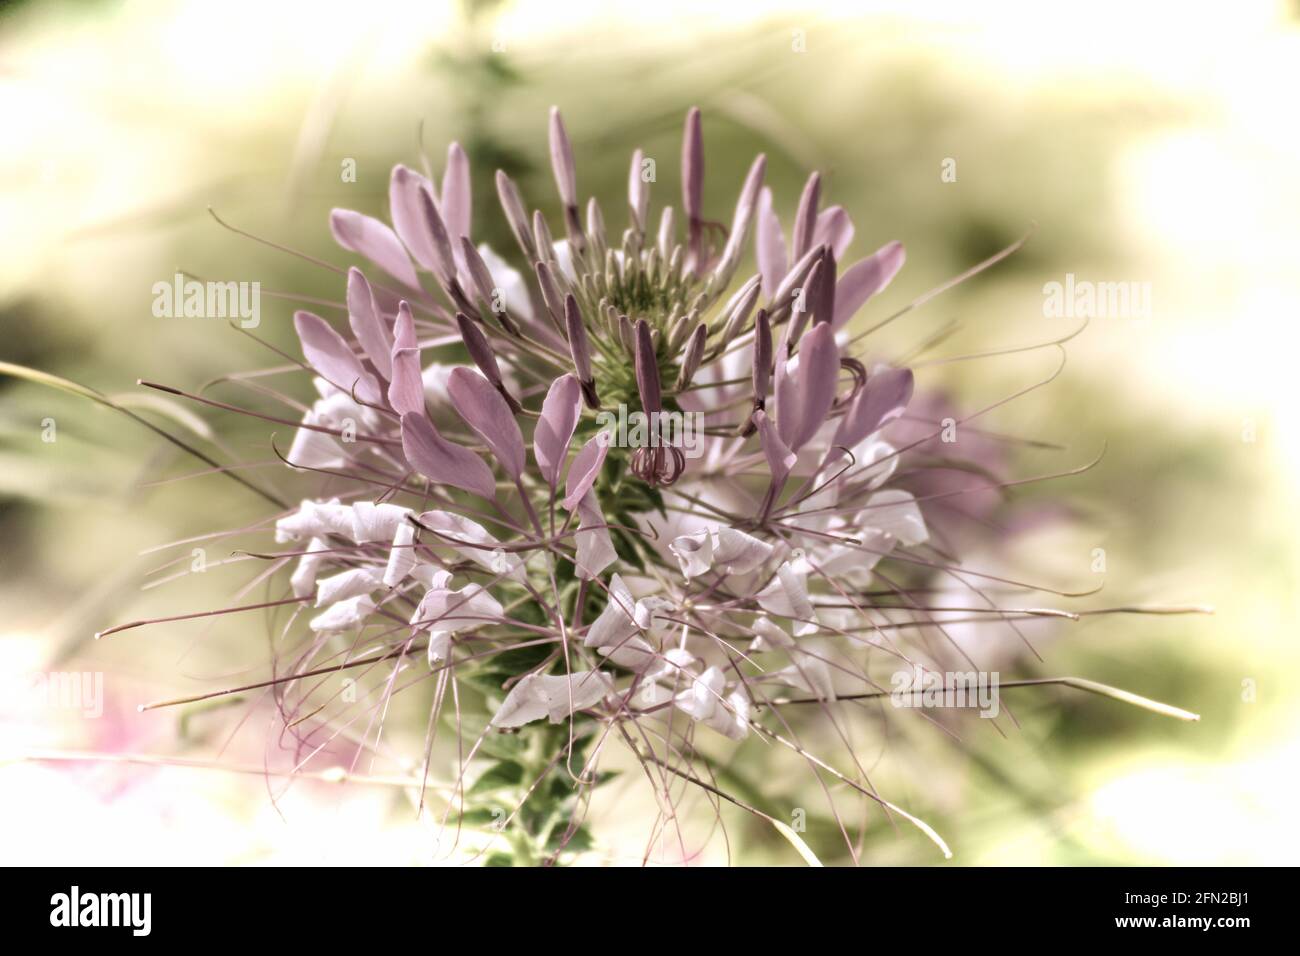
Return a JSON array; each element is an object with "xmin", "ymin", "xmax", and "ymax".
[
  {"xmin": 293, "ymin": 310, "xmax": 381, "ymax": 405},
  {"xmin": 833, "ymin": 241, "xmax": 906, "ymax": 330},
  {"xmin": 400, "ymin": 411, "xmax": 496, "ymax": 499},
  {"xmin": 755, "ymin": 409, "xmax": 797, "ymax": 486},
  {"xmin": 788, "ymin": 322, "xmax": 840, "ymax": 452},
  {"xmin": 563, "ymin": 431, "xmax": 610, "ymax": 510},
  {"xmin": 756, "ymin": 187, "xmax": 787, "ymax": 301},
  {"xmin": 388, "ymin": 165, "xmax": 438, "ymax": 273},
  {"xmin": 535, "ymin": 374, "xmax": 582, "ymax": 488},
  {"xmin": 831, "ymin": 367, "xmax": 914, "ymax": 455},
  {"xmin": 346, "ymin": 268, "xmax": 394, "ymax": 379},
  {"xmin": 447, "ymin": 367, "xmax": 525, "ymax": 481},
  {"xmin": 387, "ymin": 302, "xmax": 424, "ymax": 416},
  {"xmin": 330, "ymin": 208, "xmax": 420, "ymax": 291},
  {"xmin": 813, "ymin": 206, "xmax": 855, "ymax": 261},
  {"xmin": 440, "ymin": 142, "xmax": 471, "ymax": 242}
]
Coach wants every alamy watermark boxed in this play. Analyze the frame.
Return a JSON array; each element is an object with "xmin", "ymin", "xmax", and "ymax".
[
  {"xmin": 1043, "ymin": 273, "xmax": 1151, "ymax": 320},
  {"xmin": 152, "ymin": 272, "xmax": 260, "ymax": 328},
  {"xmin": 6, "ymin": 670, "xmax": 103, "ymax": 718},
  {"xmin": 594, "ymin": 404, "xmax": 706, "ymax": 459},
  {"xmin": 890, "ymin": 668, "xmax": 1000, "ymax": 718},
  {"xmin": 50, "ymin": 886, "xmax": 151, "ymax": 936}
]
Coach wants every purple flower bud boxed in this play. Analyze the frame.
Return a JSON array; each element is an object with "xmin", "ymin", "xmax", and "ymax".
[
  {"xmin": 634, "ymin": 319, "xmax": 662, "ymax": 415},
  {"xmin": 495, "ymin": 170, "xmax": 535, "ymax": 260},
  {"xmin": 791, "ymin": 171, "xmax": 822, "ymax": 262},
  {"xmin": 714, "ymin": 154, "xmax": 766, "ymax": 282},
  {"xmin": 548, "ymin": 106, "xmax": 578, "ymax": 211},
  {"xmin": 753, "ymin": 308, "xmax": 772, "ymax": 402},
  {"xmin": 682, "ymin": 107, "xmax": 703, "ymax": 268},
  {"xmin": 441, "ymin": 142, "xmax": 471, "ymax": 242},
  {"xmin": 628, "ymin": 148, "xmax": 649, "ymax": 231},
  {"xmin": 416, "ymin": 181, "xmax": 458, "ymax": 288},
  {"xmin": 564, "ymin": 294, "xmax": 599, "ymax": 409},
  {"xmin": 675, "ymin": 322, "xmax": 708, "ymax": 391},
  {"xmin": 813, "ymin": 247, "xmax": 837, "ymax": 327},
  {"xmin": 455, "ymin": 312, "xmax": 520, "ymax": 413}
]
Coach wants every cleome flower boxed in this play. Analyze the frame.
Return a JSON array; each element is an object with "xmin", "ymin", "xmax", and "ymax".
[{"xmin": 57, "ymin": 104, "xmax": 1206, "ymax": 866}]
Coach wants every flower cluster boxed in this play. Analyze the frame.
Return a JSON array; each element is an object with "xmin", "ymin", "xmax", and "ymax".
[{"xmin": 126, "ymin": 105, "xmax": 1195, "ymax": 864}]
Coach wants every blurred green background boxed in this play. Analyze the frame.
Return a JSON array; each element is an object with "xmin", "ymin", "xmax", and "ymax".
[{"xmin": 1, "ymin": 0, "xmax": 1297, "ymax": 864}]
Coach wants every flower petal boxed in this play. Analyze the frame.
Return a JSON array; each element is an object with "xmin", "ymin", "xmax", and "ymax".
[
  {"xmin": 573, "ymin": 489, "xmax": 616, "ymax": 580},
  {"xmin": 756, "ymin": 186, "xmax": 788, "ymax": 301},
  {"xmin": 534, "ymin": 374, "xmax": 583, "ymax": 488},
  {"xmin": 440, "ymin": 142, "xmax": 472, "ymax": 244},
  {"xmin": 310, "ymin": 594, "xmax": 376, "ymax": 633},
  {"xmin": 863, "ymin": 489, "xmax": 928, "ymax": 546},
  {"xmin": 346, "ymin": 268, "xmax": 394, "ymax": 380},
  {"xmin": 330, "ymin": 207, "xmax": 420, "ymax": 291},
  {"xmin": 562, "ymin": 430, "xmax": 610, "ymax": 510},
  {"xmin": 417, "ymin": 510, "xmax": 525, "ymax": 580},
  {"xmin": 387, "ymin": 302, "xmax": 425, "ymax": 416},
  {"xmin": 755, "ymin": 409, "xmax": 797, "ymax": 487},
  {"xmin": 447, "ymin": 367, "xmax": 525, "ymax": 481},
  {"xmin": 491, "ymin": 670, "xmax": 614, "ymax": 728},
  {"xmin": 830, "ymin": 366, "xmax": 914, "ymax": 456},
  {"xmin": 786, "ymin": 322, "xmax": 840, "ymax": 452},
  {"xmin": 833, "ymin": 241, "xmax": 905, "ymax": 330},
  {"xmin": 315, "ymin": 567, "xmax": 384, "ymax": 606},
  {"xmin": 293, "ymin": 310, "xmax": 381, "ymax": 406},
  {"xmin": 400, "ymin": 411, "xmax": 496, "ymax": 499},
  {"xmin": 813, "ymin": 206, "xmax": 855, "ymax": 261}
]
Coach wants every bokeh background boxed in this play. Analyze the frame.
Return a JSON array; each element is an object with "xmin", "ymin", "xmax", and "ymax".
[{"xmin": 2, "ymin": 0, "xmax": 1297, "ymax": 864}]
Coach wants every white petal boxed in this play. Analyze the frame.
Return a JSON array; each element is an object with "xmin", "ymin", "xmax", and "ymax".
[
  {"xmin": 669, "ymin": 529, "xmax": 713, "ymax": 579},
  {"xmin": 276, "ymin": 499, "xmax": 351, "ymax": 543},
  {"xmin": 290, "ymin": 537, "xmax": 329, "ymax": 599},
  {"xmin": 476, "ymin": 243, "xmax": 535, "ymax": 322},
  {"xmin": 864, "ymin": 489, "xmax": 928, "ymax": 546},
  {"xmin": 410, "ymin": 582, "xmax": 503, "ymax": 631},
  {"xmin": 573, "ymin": 490, "xmax": 616, "ymax": 580},
  {"xmin": 309, "ymin": 594, "xmax": 376, "ymax": 632},
  {"xmin": 383, "ymin": 520, "xmax": 419, "ymax": 587},
  {"xmin": 417, "ymin": 510, "xmax": 525, "ymax": 580},
  {"xmin": 350, "ymin": 502, "xmax": 411, "ymax": 543},
  {"xmin": 427, "ymin": 630, "xmax": 452, "ymax": 666},
  {"xmin": 712, "ymin": 527, "xmax": 774, "ymax": 575},
  {"xmin": 315, "ymin": 567, "xmax": 384, "ymax": 606},
  {"xmin": 491, "ymin": 670, "xmax": 614, "ymax": 728},
  {"xmin": 756, "ymin": 561, "xmax": 818, "ymax": 636}
]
